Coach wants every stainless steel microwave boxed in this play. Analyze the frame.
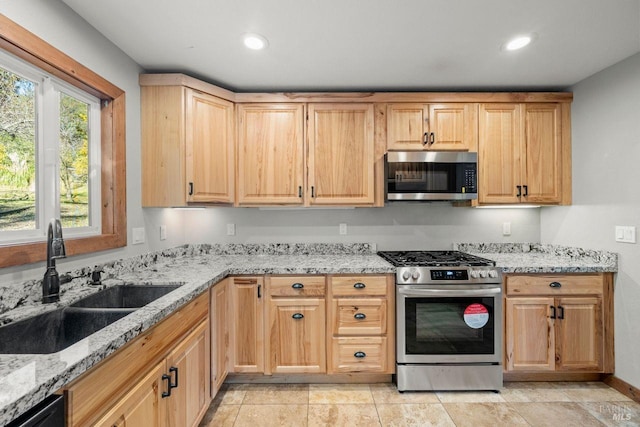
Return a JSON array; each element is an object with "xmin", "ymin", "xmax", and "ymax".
[{"xmin": 385, "ymin": 151, "xmax": 478, "ymax": 201}]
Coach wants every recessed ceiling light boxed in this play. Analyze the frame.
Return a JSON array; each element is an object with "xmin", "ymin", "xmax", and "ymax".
[
  {"xmin": 504, "ymin": 35, "xmax": 533, "ymax": 51},
  {"xmin": 243, "ymin": 33, "xmax": 268, "ymax": 50}
]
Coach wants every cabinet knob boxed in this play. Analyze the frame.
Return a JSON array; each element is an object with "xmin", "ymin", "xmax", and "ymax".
[
  {"xmin": 292, "ymin": 283, "xmax": 304, "ymax": 289},
  {"xmin": 354, "ymin": 351, "xmax": 367, "ymax": 358},
  {"xmin": 354, "ymin": 313, "xmax": 366, "ymax": 320},
  {"xmin": 292, "ymin": 313, "xmax": 304, "ymax": 320},
  {"xmin": 353, "ymin": 282, "xmax": 366, "ymax": 289},
  {"xmin": 549, "ymin": 282, "xmax": 562, "ymax": 288}
]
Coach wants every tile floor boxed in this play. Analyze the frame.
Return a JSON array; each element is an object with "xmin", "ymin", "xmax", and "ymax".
[{"xmin": 198, "ymin": 381, "xmax": 640, "ymax": 426}]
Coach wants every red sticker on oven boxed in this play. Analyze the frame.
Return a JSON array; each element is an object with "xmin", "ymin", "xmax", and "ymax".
[{"xmin": 463, "ymin": 303, "xmax": 489, "ymax": 329}]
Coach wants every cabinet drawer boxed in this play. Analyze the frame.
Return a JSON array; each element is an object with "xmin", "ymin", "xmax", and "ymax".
[
  {"xmin": 332, "ymin": 298, "xmax": 387, "ymax": 335},
  {"xmin": 506, "ymin": 274, "xmax": 603, "ymax": 296},
  {"xmin": 331, "ymin": 337, "xmax": 388, "ymax": 373},
  {"xmin": 331, "ymin": 276, "xmax": 388, "ymax": 297},
  {"xmin": 269, "ymin": 276, "xmax": 326, "ymax": 297}
]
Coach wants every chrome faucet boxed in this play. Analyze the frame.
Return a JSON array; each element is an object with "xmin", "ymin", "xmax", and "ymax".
[{"xmin": 42, "ymin": 218, "xmax": 66, "ymax": 303}]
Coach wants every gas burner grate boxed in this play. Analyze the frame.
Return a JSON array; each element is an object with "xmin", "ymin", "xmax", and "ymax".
[{"xmin": 377, "ymin": 250, "xmax": 495, "ymax": 267}]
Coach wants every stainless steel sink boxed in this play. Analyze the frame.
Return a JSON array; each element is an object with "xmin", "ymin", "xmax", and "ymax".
[
  {"xmin": 69, "ymin": 284, "xmax": 181, "ymax": 309},
  {"xmin": 0, "ymin": 284, "xmax": 182, "ymax": 354}
]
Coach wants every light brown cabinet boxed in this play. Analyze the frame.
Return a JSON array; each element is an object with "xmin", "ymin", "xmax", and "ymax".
[
  {"xmin": 230, "ymin": 276, "xmax": 264, "ymax": 373},
  {"xmin": 327, "ymin": 275, "xmax": 395, "ymax": 374},
  {"xmin": 236, "ymin": 104, "xmax": 305, "ymax": 205},
  {"xmin": 141, "ymin": 85, "xmax": 234, "ymax": 207},
  {"xmin": 386, "ymin": 103, "xmax": 477, "ymax": 151},
  {"xmin": 504, "ymin": 274, "xmax": 613, "ymax": 375},
  {"xmin": 307, "ymin": 104, "xmax": 375, "ymax": 205},
  {"xmin": 265, "ymin": 276, "xmax": 326, "ymax": 374},
  {"xmin": 64, "ymin": 292, "xmax": 210, "ymax": 427},
  {"xmin": 478, "ymin": 103, "xmax": 570, "ymax": 205},
  {"xmin": 210, "ymin": 279, "xmax": 229, "ymax": 395}
]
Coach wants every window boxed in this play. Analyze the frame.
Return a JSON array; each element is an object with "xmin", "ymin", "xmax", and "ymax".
[
  {"xmin": 0, "ymin": 14, "xmax": 126, "ymax": 268},
  {"xmin": 0, "ymin": 51, "xmax": 101, "ymax": 244}
]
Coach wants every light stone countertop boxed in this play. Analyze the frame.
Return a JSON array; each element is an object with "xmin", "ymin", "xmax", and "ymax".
[{"xmin": 0, "ymin": 242, "xmax": 618, "ymax": 425}]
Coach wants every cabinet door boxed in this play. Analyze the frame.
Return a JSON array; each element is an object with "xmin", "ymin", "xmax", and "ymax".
[
  {"xmin": 555, "ymin": 297, "xmax": 603, "ymax": 371},
  {"xmin": 230, "ymin": 277, "xmax": 264, "ymax": 373},
  {"xmin": 237, "ymin": 104, "xmax": 305, "ymax": 205},
  {"xmin": 267, "ymin": 298, "xmax": 326, "ymax": 374},
  {"xmin": 505, "ymin": 297, "xmax": 555, "ymax": 371},
  {"xmin": 308, "ymin": 103, "xmax": 375, "ymax": 205},
  {"xmin": 93, "ymin": 361, "xmax": 167, "ymax": 427},
  {"xmin": 522, "ymin": 103, "xmax": 562, "ymax": 204},
  {"xmin": 166, "ymin": 320, "xmax": 211, "ymax": 427},
  {"xmin": 428, "ymin": 103, "xmax": 476, "ymax": 151},
  {"xmin": 386, "ymin": 104, "xmax": 428, "ymax": 150},
  {"xmin": 478, "ymin": 103, "xmax": 523, "ymax": 204},
  {"xmin": 185, "ymin": 89, "xmax": 234, "ymax": 203},
  {"xmin": 210, "ymin": 279, "xmax": 229, "ymax": 395}
]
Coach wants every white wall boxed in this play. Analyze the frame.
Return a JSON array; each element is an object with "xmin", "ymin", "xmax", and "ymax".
[
  {"xmin": 541, "ymin": 52, "xmax": 640, "ymax": 389},
  {"xmin": 182, "ymin": 204, "xmax": 540, "ymax": 250},
  {"xmin": 0, "ymin": 0, "xmax": 187, "ymax": 284}
]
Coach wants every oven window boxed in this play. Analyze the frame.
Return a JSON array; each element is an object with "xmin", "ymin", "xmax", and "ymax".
[{"xmin": 405, "ymin": 297, "xmax": 495, "ymax": 355}]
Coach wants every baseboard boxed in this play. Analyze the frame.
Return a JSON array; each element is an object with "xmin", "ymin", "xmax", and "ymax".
[
  {"xmin": 603, "ymin": 375, "xmax": 640, "ymax": 403},
  {"xmin": 226, "ymin": 373, "xmax": 392, "ymax": 384}
]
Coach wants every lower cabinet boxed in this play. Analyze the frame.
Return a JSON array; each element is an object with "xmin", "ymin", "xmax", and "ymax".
[
  {"xmin": 230, "ymin": 276, "xmax": 264, "ymax": 373},
  {"xmin": 504, "ymin": 273, "xmax": 613, "ymax": 374},
  {"xmin": 210, "ymin": 278, "xmax": 230, "ymax": 395},
  {"xmin": 64, "ymin": 292, "xmax": 211, "ymax": 427}
]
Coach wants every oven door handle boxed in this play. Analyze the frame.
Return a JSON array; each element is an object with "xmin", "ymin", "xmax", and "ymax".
[{"xmin": 397, "ymin": 287, "xmax": 501, "ymax": 298}]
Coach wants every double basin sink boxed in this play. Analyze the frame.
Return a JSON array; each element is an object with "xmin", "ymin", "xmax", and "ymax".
[{"xmin": 0, "ymin": 284, "xmax": 181, "ymax": 354}]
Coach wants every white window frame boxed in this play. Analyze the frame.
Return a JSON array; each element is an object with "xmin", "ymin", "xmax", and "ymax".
[{"xmin": 0, "ymin": 50, "xmax": 101, "ymax": 245}]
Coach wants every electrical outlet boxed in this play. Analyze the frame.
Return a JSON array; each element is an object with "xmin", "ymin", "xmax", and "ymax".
[
  {"xmin": 227, "ymin": 223, "xmax": 236, "ymax": 236},
  {"xmin": 132, "ymin": 227, "xmax": 145, "ymax": 244},
  {"xmin": 160, "ymin": 225, "xmax": 167, "ymax": 241},
  {"xmin": 339, "ymin": 223, "xmax": 347, "ymax": 235},
  {"xmin": 502, "ymin": 222, "xmax": 511, "ymax": 236},
  {"xmin": 615, "ymin": 226, "xmax": 636, "ymax": 243}
]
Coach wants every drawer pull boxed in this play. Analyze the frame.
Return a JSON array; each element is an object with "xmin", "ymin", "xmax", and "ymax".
[
  {"xmin": 354, "ymin": 313, "xmax": 366, "ymax": 320},
  {"xmin": 353, "ymin": 282, "xmax": 366, "ymax": 289},
  {"xmin": 292, "ymin": 313, "xmax": 304, "ymax": 320},
  {"xmin": 549, "ymin": 281, "xmax": 562, "ymax": 288},
  {"xmin": 354, "ymin": 351, "xmax": 367, "ymax": 358},
  {"xmin": 292, "ymin": 283, "xmax": 304, "ymax": 289}
]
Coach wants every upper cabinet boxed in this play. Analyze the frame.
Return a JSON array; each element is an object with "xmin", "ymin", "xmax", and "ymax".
[
  {"xmin": 478, "ymin": 102, "xmax": 571, "ymax": 205},
  {"xmin": 236, "ymin": 104, "xmax": 305, "ymax": 205},
  {"xmin": 308, "ymin": 104, "xmax": 375, "ymax": 205},
  {"xmin": 387, "ymin": 103, "xmax": 477, "ymax": 151},
  {"xmin": 141, "ymin": 85, "xmax": 234, "ymax": 207}
]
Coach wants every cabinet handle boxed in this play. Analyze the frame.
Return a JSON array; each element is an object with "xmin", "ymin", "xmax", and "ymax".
[
  {"xmin": 311, "ymin": 186, "xmax": 315, "ymax": 198},
  {"xmin": 523, "ymin": 185, "xmax": 528, "ymax": 197},
  {"xmin": 429, "ymin": 132, "xmax": 435, "ymax": 145},
  {"xmin": 292, "ymin": 313, "xmax": 304, "ymax": 320},
  {"xmin": 188, "ymin": 182, "xmax": 194, "ymax": 196},
  {"xmin": 353, "ymin": 282, "xmax": 366, "ymax": 289},
  {"xmin": 549, "ymin": 282, "xmax": 562, "ymax": 288},
  {"xmin": 550, "ymin": 305, "xmax": 556, "ymax": 319},
  {"xmin": 516, "ymin": 185, "xmax": 522, "ymax": 197},
  {"xmin": 169, "ymin": 366, "xmax": 178, "ymax": 389},
  {"xmin": 161, "ymin": 374, "xmax": 172, "ymax": 398},
  {"xmin": 298, "ymin": 186, "xmax": 303, "ymax": 198},
  {"xmin": 257, "ymin": 284, "xmax": 262, "ymax": 299},
  {"xmin": 354, "ymin": 313, "xmax": 366, "ymax": 320},
  {"xmin": 354, "ymin": 351, "xmax": 367, "ymax": 358},
  {"xmin": 558, "ymin": 305, "xmax": 565, "ymax": 320},
  {"xmin": 422, "ymin": 132, "xmax": 428, "ymax": 146},
  {"xmin": 292, "ymin": 283, "xmax": 304, "ymax": 289}
]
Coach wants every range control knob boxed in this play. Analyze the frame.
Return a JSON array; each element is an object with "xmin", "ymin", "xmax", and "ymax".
[
  {"xmin": 479, "ymin": 270, "xmax": 488, "ymax": 278},
  {"xmin": 411, "ymin": 269, "xmax": 420, "ymax": 280},
  {"xmin": 470, "ymin": 270, "xmax": 480, "ymax": 279},
  {"xmin": 402, "ymin": 270, "xmax": 411, "ymax": 281},
  {"xmin": 488, "ymin": 270, "xmax": 498, "ymax": 278}
]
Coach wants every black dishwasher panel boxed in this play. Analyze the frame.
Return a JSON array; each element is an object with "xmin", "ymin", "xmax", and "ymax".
[{"xmin": 7, "ymin": 394, "xmax": 64, "ymax": 427}]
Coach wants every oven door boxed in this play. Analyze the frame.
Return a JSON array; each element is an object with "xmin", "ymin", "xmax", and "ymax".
[{"xmin": 396, "ymin": 285, "xmax": 502, "ymax": 364}]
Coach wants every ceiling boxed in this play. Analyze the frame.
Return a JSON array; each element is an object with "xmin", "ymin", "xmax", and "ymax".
[{"xmin": 61, "ymin": 0, "xmax": 640, "ymax": 92}]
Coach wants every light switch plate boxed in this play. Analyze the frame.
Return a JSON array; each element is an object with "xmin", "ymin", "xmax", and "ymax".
[
  {"xmin": 615, "ymin": 226, "xmax": 636, "ymax": 243},
  {"xmin": 132, "ymin": 227, "xmax": 145, "ymax": 244},
  {"xmin": 160, "ymin": 225, "xmax": 167, "ymax": 241},
  {"xmin": 226, "ymin": 223, "xmax": 236, "ymax": 236},
  {"xmin": 339, "ymin": 223, "xmax": 347, "ymax": 235},
  {"xmin": 502, "ymin": 222, "xmax": 511, "ymax": 236}
]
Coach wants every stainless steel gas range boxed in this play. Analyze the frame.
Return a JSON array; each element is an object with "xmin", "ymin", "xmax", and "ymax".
[{"xmin": 377, "ymin": 250, "xmax": 503, "ymax": 392}]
